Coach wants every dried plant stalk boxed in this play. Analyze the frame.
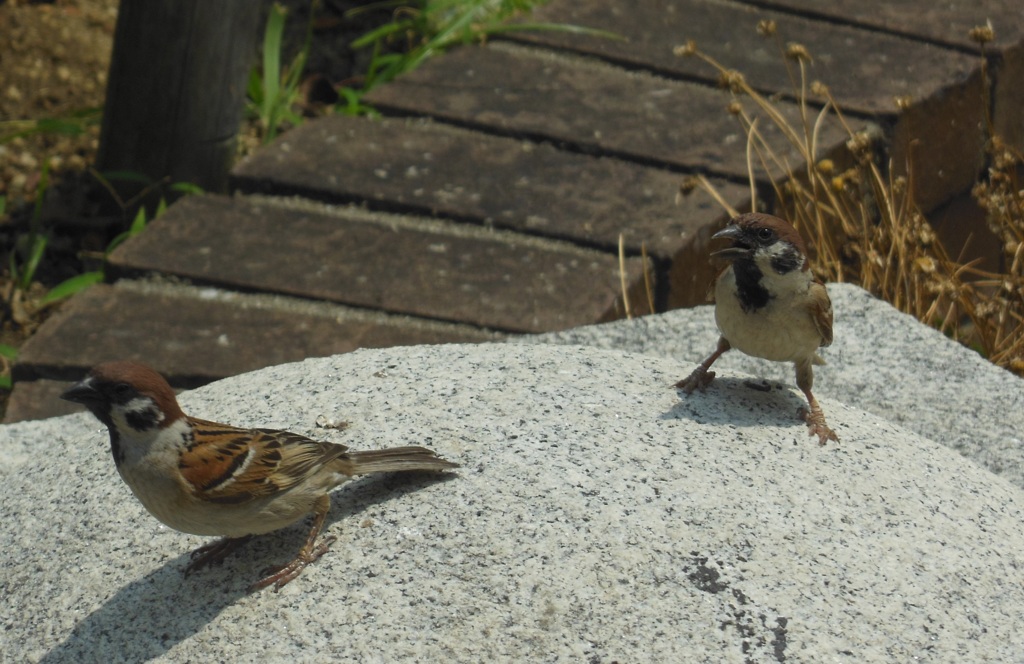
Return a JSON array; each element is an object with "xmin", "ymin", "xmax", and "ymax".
[{"xmin": 677, "ymin": 28, "xmax": 1024, "ymax": 373}]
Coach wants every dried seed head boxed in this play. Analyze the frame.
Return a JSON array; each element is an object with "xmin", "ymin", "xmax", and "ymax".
[
  {"xmin": 993, "ymin": 147, "xmax": 1021, "ymax": 171},
  {"xmin": 969, "ymin": 22, "xmax": 995, "ymax": 45},
  {"xmin": 756, "ymin": 20, "xmax": 777, "ymax": 37},
  {"xmin": 785, "ymin": 42, "xmax": 812, "ymax": 63},
  {"xmin": 816, "ymin": 159, "xmax": 835, "ymax": 175},
  {"xmin": 846, "ymin": 131, "xmax": 875, "ymax": 159},
  {"xmin": 893, "ymin": 95, "xmax": 914, "ymax": 110},
  {"xmin": 678, "ymin": 176, "xmax": 700, "ymax": 196},
  {"xmin": 673, "ymin": 40, "xmax": 698, "ymax": 57},
  {"xmin": 975, "ymin": 300, "xmax": 999, "ymax": 317},
  {"xmin": 717, "ymin": 70, "xmax": 747, "ymax": 93},
  {"xmin": 810, "ymin": 80, "xmax": 829, "ymax": 97},
  {"xmin": 726, "ymin": 101, "xmax": 743, "ymax": 116},
  {"xmin": 915, "ymin": 256, "xmax": 937, "ymax": 274}
]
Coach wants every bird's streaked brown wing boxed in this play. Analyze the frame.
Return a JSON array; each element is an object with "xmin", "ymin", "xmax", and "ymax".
[
  {"xmin": 178, "ymin": 418, "xmax": 348, "ymax": 504},
  {"xmin": 808, "ymin": 281, "xmax": 834, "ymax": 347}
]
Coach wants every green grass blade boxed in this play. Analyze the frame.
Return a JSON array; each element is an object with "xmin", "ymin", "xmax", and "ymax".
[
  {"xmin": 129, "ymin": 205, "xmax": 148, "ymax": 234},
  {"xmin": 350, "ymin": 20, "xmax": 416, "ymax": 50},
  {"xmin": 18, "ymin": 234, "xmax": 49, "ymax": 291},
  {"xmin": 38, "ymin": 271, "xmax": 104, "ymax": 306},
  {"xmin": 262, "ymin": 3, "xmax": 287, "ymax": 124}
]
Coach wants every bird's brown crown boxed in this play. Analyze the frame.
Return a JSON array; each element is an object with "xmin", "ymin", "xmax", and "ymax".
[
  {"xmin": 731, "ymin": 213, "xmax": 810, "ymax": 269},
  {"xmin": 87, "ymin": 360, "xmax": 185, "ymax": 425}
]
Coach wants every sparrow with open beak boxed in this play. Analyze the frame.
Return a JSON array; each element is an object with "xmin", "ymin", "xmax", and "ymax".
[
  {"xmin": 61, "ymin": 360, "xmax": 459, "ymax": 591},
  {"xmin": 675, "ymin": 212, "xmax": 839, "ymax": 444}
]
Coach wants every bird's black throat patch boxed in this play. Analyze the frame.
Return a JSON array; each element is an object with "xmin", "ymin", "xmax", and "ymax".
[{"xmin": 733, "ymin": 260, "xmax": 772, "ymax": 312}]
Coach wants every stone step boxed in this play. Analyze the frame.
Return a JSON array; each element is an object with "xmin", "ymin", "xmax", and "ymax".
[
  {"xmin": 514, "ymin": 0, "xmax": 980, "ymax": 114},
  {"xmin": 736, "ymin": 0, "xmax": 1023, "ymax": 152},
  {"xmin": 728, "ymin": 0, "xmax": 1023, "ymax": 50},
  {"xmin": 363, "ymin": 42, "xmax": 850, "ymax": 182},
  {"xmin": 106, "ymin": 194, "xmax": 652, "ymax": 334},
  {"xmin": 232, "ymin": 114, "xmax": 746, "ymax": 261},
  {"xmin": 6, "ymin": 280, "xmax": 498, "ymax": 423},
  {"xmin": 506, "ymin": 0, "xmax": 989, "ymax": 211}
]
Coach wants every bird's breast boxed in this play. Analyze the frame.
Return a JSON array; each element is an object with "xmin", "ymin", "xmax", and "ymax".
[
  {"xmin": 715, "ymin": 269, "xmax": 822, "ymax": 363},
  {"xmin": 116, "ymin": 453, "xmax": 322, "ymax": 538}
]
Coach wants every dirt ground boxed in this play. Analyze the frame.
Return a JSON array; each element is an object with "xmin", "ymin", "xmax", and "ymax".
[{"xmin": 1, "ymin": 0, "xmax": 116, "ymax": 200}]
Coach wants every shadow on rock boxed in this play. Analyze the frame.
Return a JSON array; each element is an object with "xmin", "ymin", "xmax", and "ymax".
[
  {"xmin": 38, "ymin": 471, "xmax": 457, "ymax": 663},
  {"xmin": 662, "ymin": 375, "xmax": 810, "ymax": 430}
]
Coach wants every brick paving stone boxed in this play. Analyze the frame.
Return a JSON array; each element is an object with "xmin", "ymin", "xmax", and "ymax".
[
  {"xmin": 11, "ymin": 280, "xmax": 496, "ymax": 387},
  {"xmin": 995, "ymin": 49, "xmax": 1024, "ymax": 152},
  {"xmin": 511, "ymin": 0, "xmax": 988, "ymax": 208},
  {"xmin": 728, "ymin": 0, "xmax": 1023, "ymax": 51},
  {"xmin": 364, "ymin": 42, "xmax": 850, "ymax": 182},
  {"xmin": 730, "ymin": 1, "xmax": 1023, "ymax": 153},
  {"xmin": 5, "ymin": 380, "xmax": 80, "ymax": 423},
  {"xmin": 106, "ymin": 195, "xmax": 652, "ymax": 333},
  {"xmin": 8, "ymin": 281, "xmax": 498, "ymax": 422},
  {"xmin": 233, "ymin": 114, "xmax": 746, "ymax": 260},
  {"xmin": 516, "ymin": 0, "xmax": 980, "ymax": 115}
]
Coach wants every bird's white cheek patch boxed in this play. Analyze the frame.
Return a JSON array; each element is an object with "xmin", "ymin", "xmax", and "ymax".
[{"xmin": 125, "ymin": 397, "xmax": 164, "ymax": 420}]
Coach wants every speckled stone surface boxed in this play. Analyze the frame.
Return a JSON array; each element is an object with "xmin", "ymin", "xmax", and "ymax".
[
  {"xmin": 520, "ymin": 283, "xmax": 1024, "ymax": 490},
  {"xmin": 3, "ymin": 343, "xmax": 1024, "ymax": 661}
]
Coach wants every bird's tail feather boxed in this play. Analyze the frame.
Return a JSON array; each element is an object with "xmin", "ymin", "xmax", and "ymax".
[{"xmin": 341, "ymin": 446, "xmax": 459, "ymax": 476}]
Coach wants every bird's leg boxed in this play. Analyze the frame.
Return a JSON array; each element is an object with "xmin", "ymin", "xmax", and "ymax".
[
  {"xmin": 795, "ymin": 362, "xmax": 839, "ymax": 445},
  {"xmin": 251, "ymin": 494, "xmax": 336, "ymax": 592},
  {"xmin": 675, "ymin": 337, "xmax": 731, "ymax": 393},
  {"xmin": 184, "ymin": 536, "xmax": 251, "ymax": 576}
]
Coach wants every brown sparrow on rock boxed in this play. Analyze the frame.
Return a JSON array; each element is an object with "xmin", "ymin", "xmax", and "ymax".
[
  {"xmin": 61, "ymin": 361, "xmax": 459, "ymax": 591},
  {"xmin": 675, "ymin": 213, "xmax": 839, "ymax": 444}
]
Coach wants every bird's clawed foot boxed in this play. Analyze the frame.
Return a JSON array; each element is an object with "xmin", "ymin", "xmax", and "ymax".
[
  {"xmin": 800, "ymin": 405, "xmax": 839, "ymax": 445},
  {"xmin": 184, "ymin": 536, "xmax": 251, "ymax": 576},
  {"xmin": 250, "ymin": 535, "xmax": 337, "ymax": 592},
  {"xmin": 674, "ymin": 367, "xmax": 716, "ymax": 394},
  {"xmin": 676, "ymin": 339, "xmax": 730, "ymax": 395}
]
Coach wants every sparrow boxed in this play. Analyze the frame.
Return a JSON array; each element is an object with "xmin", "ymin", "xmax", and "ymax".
[
  {"xmin": 61, "ymin": 360, "xmax": 459, "ymax": 591},
  {"xmin": 675, "ymin": 212, "xmax": 839, "ymax": 444}
]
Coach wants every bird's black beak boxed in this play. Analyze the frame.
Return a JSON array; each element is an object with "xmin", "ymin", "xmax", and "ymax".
[
  {"xmin": 709, "ymin": 224, "xmax": 753, "ymax": 259},
  {"xmin": 61, "ymin": 379, "xmax": 102, "ymax": 407}
]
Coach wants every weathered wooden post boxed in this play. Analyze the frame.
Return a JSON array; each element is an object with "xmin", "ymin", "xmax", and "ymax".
[{"xmin": 97, "ymin": 0, "xmax": 266, "ymax": 200}]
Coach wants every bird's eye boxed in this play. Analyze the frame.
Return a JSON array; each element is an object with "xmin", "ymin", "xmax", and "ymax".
[
  {"xmin": 112, "ymin": 382, "xmax": 133, "ymax": 398},
  {"xmin": 756, "ymin": 227, "xmax": 775, "ymax": 242}
]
